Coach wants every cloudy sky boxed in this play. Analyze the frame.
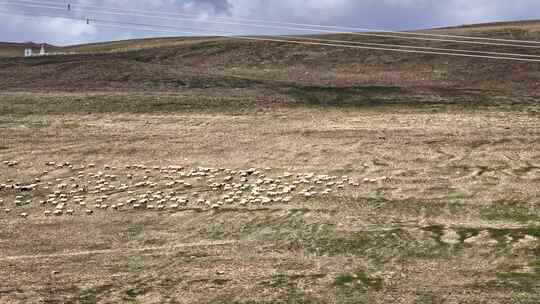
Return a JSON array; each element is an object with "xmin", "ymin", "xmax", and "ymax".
[{"xmin": 1, "ymin": 0, "xmax": 540, "ymax": 45}]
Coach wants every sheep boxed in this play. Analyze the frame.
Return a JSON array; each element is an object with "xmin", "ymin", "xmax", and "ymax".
[
  {"xmin": 7, "ymin": 160, "xmax": 18, "ymax": 167},
  {"xmin": 66, "ymin": 209, "xmax": 74, "ymax": 215},
  {"xmin": 20, "ymin": 212, "xmax": 29, "ymax": 218},
  {"xmin": 85, "ymin": 209, "xmax": 93, "ymax": 215}
]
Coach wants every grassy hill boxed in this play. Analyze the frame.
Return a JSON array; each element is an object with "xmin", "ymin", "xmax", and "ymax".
[
  {"xmin": 0, "ymin": 21, "xmax": 539, "ymax": 304},
  {"xmin": 1, "ymin": 20, "xmax": 539, "ymax": 96}
]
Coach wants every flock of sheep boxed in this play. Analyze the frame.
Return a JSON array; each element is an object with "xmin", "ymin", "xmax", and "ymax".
[{"xmin": 1, "ymin": 160, "xmax": 388, "ymax": 219}]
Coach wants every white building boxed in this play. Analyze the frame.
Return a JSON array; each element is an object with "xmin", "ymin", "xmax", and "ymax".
[
  {"xmin": 24, "ymin": 48, "xmax": 33, "ymax": 57},
  {"xmin": 39, "ymin": 44, "xmax": 46, "ymax": 55}
]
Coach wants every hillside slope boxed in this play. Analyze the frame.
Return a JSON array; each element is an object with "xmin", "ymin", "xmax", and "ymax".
[
  {"xmin": 0, "ymin": 21, "xmax": 539, "ymax": 304},
  {"xmin": 1, "ymin": 21, "xmax": 540, "ymax": 95}
]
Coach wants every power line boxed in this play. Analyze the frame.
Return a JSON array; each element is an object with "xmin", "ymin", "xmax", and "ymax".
[
  {"xmin": 17, "ymin": 0, "xmax": 540, "ymax": 45},
  {"xmin": 279, "ymin": 35, "xmax": 540, "ymax": 59},
  {"xmin": 233, "ymin": 37, "xmax": 540, "ymax": 62},
  {"xmin": 18, "ymin": 2, "xmax": 536, "ymax": 60},
  {"xmin": 3, "ymin": 10, "xmax": 540, "ymax": 62},
  {"xmin": 12, "ymin": 0, "xmax": 540, "ymax": 49},
  {"xmin": 5, "ymin": 0, "xmax": 540, "ymax": 50},
  {"xmin": 21, "ymin": 4, "xmax": 538, "ymax": 60}
]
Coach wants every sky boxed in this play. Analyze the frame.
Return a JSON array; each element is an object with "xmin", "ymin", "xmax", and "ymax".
[{"xmin": 1, "ymin": 0, "xmax": 540, "ymax": 45}]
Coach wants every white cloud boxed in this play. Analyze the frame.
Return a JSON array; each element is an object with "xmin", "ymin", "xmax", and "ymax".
[{"xmin": 1, "ymin": 0, "xmax": 539, "ymax": 45}]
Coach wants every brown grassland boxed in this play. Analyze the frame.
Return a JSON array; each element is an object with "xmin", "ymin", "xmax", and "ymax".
[{"xmin": 0, "ymin": 21, "xmax": 539, "ymax": 303}]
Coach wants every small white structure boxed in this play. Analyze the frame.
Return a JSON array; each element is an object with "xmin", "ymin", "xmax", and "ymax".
[
  {"xmin": 24, "ymin": 48, "xmax": 33, "ymax": 57},
  {"xmin": 39, "ymin": 44, "xmax": 46, "ymax": 55}
]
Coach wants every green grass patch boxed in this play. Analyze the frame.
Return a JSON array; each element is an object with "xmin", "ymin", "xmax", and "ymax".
[
  {"xmin": 75, "ymin": 284, "xmax": 114, "ymax": 303},
  {"xmin": 125, "ymin": 287, "xmax": 145, "ymax": 298},
  {"xmin": 471, "ymin": 28, "xmax": 532, "ymax": 40},
  {"xmin": 496, "ymin": 258, "xmax": 540, "ymax": 284},
  {"xmin": 306, "ymin": 229, "xmax": 371, "ymax": 255},
  {"xmin": 211, "ymin": 278, "xmax": 232, "ymax": 286},
  {"xmin": 482, "ymin": 200, "xmax": 540, "ymax": 224},
  {"xmin": 285, "ymin": 85, "xmax": 406, "ymax": 106},
  {"xmin": 62, "ymin": 121, "xmax": 82, "ymax": 129},
  {"xmin": 446, "ymin": 191, "xmax": 471, "ymax": 200},
  {"xmin": 421, "ymin": 225, "xmax": 446, "ymax": 245},
  {"xmin": 487, "ymin": 226, "xmax": 540, "ymax": 243},
  {"xmin": 456, "ymin": 227, "xmax": 481, "ymax": 243},
  {"xmin": 259, "ymin": 273, "xmax": 327, "ymax": 288},
  {"xmin": 335, "ymin": 271, "xmax": 383, "ymax": 291}
]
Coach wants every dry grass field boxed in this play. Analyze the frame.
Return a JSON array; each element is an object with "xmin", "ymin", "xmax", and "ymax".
[{"xmin": 0, "ymin": 21, "xmax": 539, "ymax": 303}]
